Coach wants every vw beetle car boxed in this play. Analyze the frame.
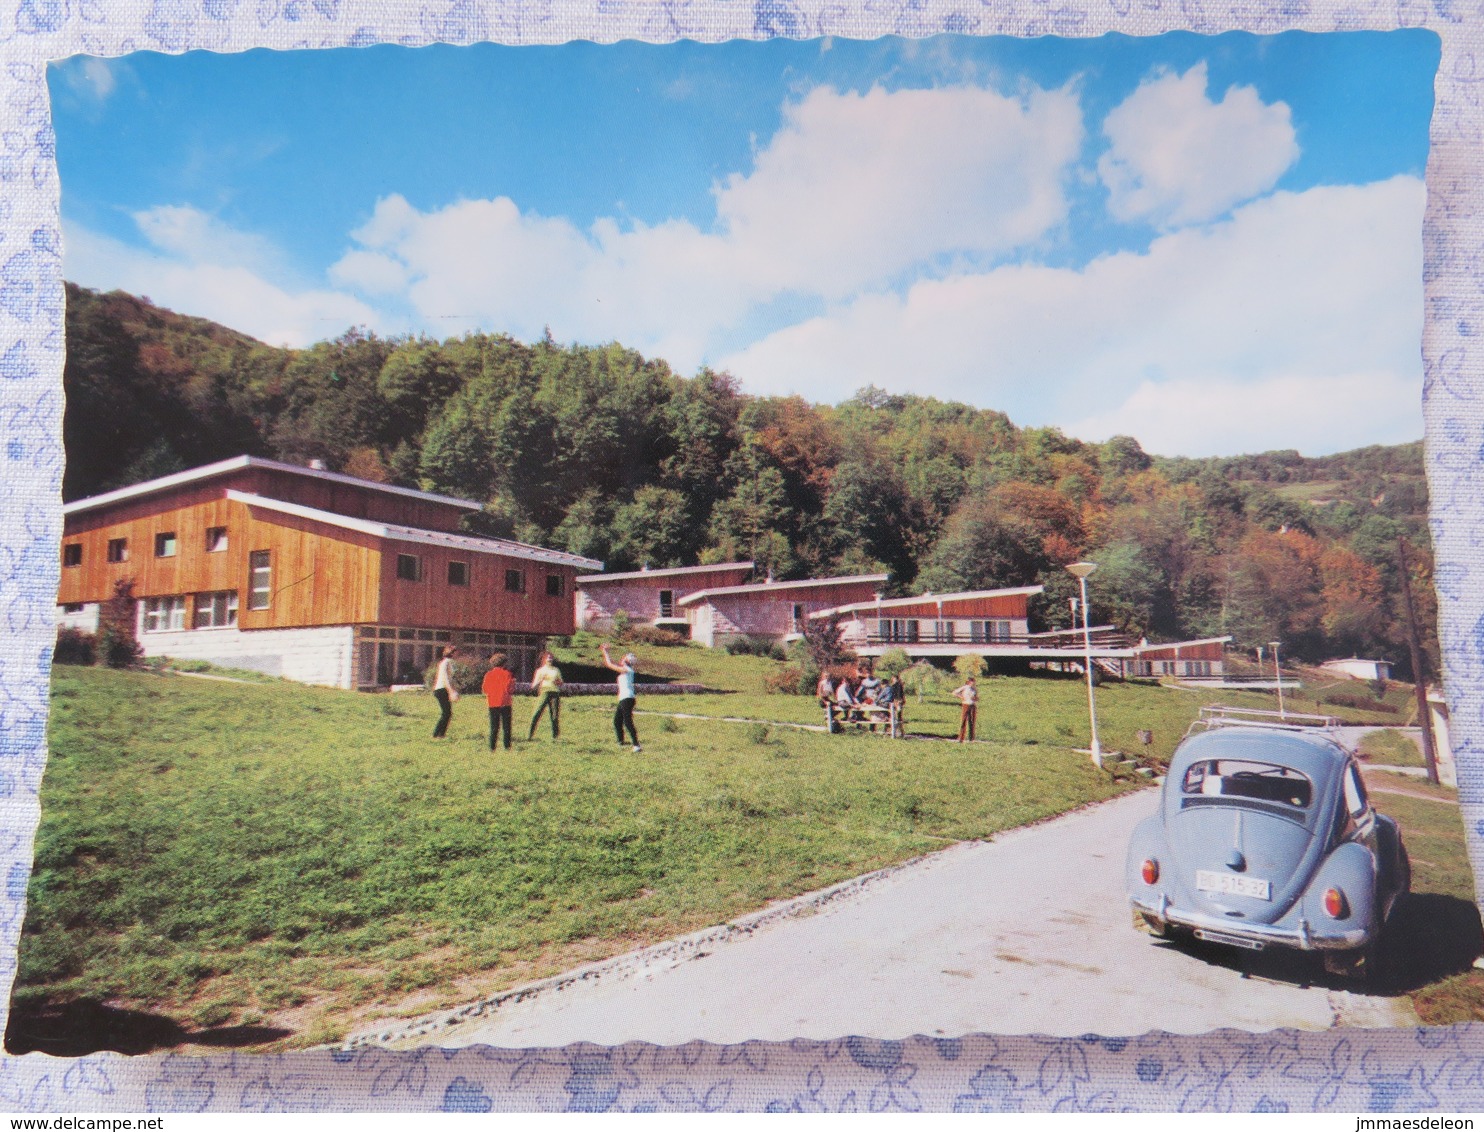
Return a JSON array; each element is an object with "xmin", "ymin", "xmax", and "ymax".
[{"xmin": 1126, "ymin": 708, "xmax": 1409, "ymax": 977}]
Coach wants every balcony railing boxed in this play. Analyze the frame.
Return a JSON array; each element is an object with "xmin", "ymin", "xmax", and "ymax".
[{"xmin": 856, "ymin": 628, "xmax": 1134, "ymax": 650}]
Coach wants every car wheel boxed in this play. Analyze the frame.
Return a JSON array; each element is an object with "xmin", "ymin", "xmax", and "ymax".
[
  {"xmin": 1323, "ymin": 943, "xmax": 1376, "ymax": 983},
  {"xmin": 1135, "ymin": 911, "xmax": 1169, "ymax": 938}
]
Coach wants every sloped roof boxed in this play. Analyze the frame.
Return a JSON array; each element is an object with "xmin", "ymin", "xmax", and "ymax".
[
  {"xmin": 64, "ymin": 455, "xmax": 483, "ymax": 516},
  {"xmin": 576, "ymin": 561, "xmax": 754, "ymax": 584},
  {"xmin": 225, "ymin": 491, "xmax": 603, "ymax": 570},
  {"xmin": 678, "ymin": 573, "xmax": 891, "ymax": 606},
  {"xmin": 808, "ymin": 585, "xmax": 1044, "ymax": 618}
]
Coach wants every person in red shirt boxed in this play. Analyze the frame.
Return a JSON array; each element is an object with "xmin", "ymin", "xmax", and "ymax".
[{"xmin": 482, "ymin": 652, "xmax": 515, "ymax": 751}]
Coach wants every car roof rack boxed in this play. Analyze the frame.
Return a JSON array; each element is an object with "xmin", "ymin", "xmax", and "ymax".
[{"xmin": 1186, "ymin": 704, "xmax": 1340, "ymax": 737}]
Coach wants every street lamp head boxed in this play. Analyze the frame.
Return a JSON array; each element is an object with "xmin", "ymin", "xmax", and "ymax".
[
  {"xmin": 1065, "ymin": 561, "xmax": 1099, "ymax": 580},
  {"xmin": 1268, "ymin": 641, "xmax": 1281, "ymax": 651}
]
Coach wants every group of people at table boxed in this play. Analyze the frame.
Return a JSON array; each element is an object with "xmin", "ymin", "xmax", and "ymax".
[
  {"xmin": 816, "ymin": 666, "xmax": 906, "ymax": 736},
  {"xmin": 817, "ymin": 666, "xmax": 981, "ymax": 742}
]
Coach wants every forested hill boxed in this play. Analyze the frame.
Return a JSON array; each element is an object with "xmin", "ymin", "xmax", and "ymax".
[{"xmin": 62, "ymin": 282, "xmax": 1434, "ymax": 670}]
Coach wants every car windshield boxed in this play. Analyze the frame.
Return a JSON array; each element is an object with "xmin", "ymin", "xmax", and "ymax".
[{"xmin": 1182, "ymin": 758, "xmax": 1312, "ymax": 809}]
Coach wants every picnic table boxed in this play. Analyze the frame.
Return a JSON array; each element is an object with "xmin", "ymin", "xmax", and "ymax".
[{"xmin": 823, "ymin": 699, "xmax": 903, "ymax": 738}]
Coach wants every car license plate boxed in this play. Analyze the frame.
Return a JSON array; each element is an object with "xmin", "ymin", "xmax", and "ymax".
[{"xmin": 1195, "ymin": 870, "xmax": 1271, "ymax": 900}]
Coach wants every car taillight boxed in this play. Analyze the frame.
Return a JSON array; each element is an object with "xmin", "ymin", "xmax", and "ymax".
[
  {"xmin": 1141, "ymin": 859, "xmax": 1159, "ymax": 885},
  {"xmin": 1323, "ymin": 887, "xmax": 1348, "ymax": 918}
]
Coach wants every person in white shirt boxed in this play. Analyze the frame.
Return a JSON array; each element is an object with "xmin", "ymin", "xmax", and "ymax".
[
  {"xmin": 952, "ymin": 676, "xmax": 978, "ymax": 743},
  {"xmin": 601, "ymin": 643, "xmax": 642, "ymax": 752},
  {"xmin": 431, "ymin": 646, "xmax": 458, "ymax": 738}
]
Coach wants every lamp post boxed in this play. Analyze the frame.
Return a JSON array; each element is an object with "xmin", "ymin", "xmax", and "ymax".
[
  {"xmin": 1269, "ymin": 640, "xmax": 1285, "ymax": 720},
  {"xmin": 1066, "ymin": 562, "xmax": 1102, "ymax": 766}
]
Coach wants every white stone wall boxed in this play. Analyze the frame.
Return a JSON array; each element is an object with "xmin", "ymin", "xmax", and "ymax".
[
  {"xmin": 137, "ymin": 624, "xmax": 357, "ymax": 688},
  {"xmin": 56, "ymin": 603, "xmax": 99, "ymax": 633}
]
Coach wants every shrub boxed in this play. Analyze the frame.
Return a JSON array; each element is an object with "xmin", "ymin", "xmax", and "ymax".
[
  {"xmin": 96, "ymin": 580, "xmax": 143, "ymax": 669},
  {"xmin": 746, "ymin": 723, "xmax": 771, "ymax": 745},
  {"xmin": 953, "ymin": 653, "xmax": 987, "ymax": 680},
  {"xmin": 622, "ymin": 625, "xmax": 687, "ymax": 647},
  {"xmin": 53, "ymin": 628, "xmax": 96, "ymax": 666},
  {"xmin": 902, "ymin": 661, "xmax": 948, "ymax": 699},
  {"xmin": 1321, "ymin": 690, "xmax": 1399, "ymax": 715},
  {"xmin": 724, "ymin": 634, "xmax": 785, "ymax": 660},
  {"xmin": 764, "ymin": 664, "xmax": 817, "ymax": 695},
  {"xmin": 876, "ymin": 647, "xmax": 913, "ymax": 680},
  {"xmin": 611, "ymin": 609, "xmax": 631, "ymax": 639}
]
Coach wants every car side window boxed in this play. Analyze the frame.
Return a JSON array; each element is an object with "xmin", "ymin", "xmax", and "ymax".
[{"xmin": 1343, "ymin": 762, "xmax": 1369, "ymax": 820}]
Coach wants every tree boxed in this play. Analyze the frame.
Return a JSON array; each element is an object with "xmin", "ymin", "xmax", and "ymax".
[
  {"xmin": 801, "ymin": 613, "xmax": 852, "ymax": 670},
  {"xmin": 917, "ymin": 501, "xmax": 1050, "ymax": 593},
  {"xmin": 96, "ymin": 579, "xmax": 143, "ymax": 668},
  {"xmin": 610, "ymin": 486, "xmax": 693, "ymax": 570},
  {"xmin": 953, "ymin": 653, "xmax": 986, "ymax": 680}
]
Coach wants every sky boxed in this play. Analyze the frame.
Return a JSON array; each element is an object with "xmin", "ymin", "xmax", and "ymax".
[{"xmin": 49, "ymin": 32, "xmax": 1438, "ymax": 457}]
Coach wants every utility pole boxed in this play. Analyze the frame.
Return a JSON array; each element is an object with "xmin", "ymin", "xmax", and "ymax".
[{"xmin": 1398, "ymin": 536, "xmax": 1440, "ymax": 786}]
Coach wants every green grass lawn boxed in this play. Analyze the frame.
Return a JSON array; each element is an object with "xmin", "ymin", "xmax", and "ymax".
[
  {"xmin": 17, "ymin": 662, "xmax": 1148, "ymax": 1049},
  {"xmin": 1358, "ymin": 773, "xmax": 1484, "ymax": 1023},
  {"xmin": 16, "ymin": 648, "xmax": 1465, "ymax": 1052},
  {"xmin": 1358, "ymin": 728, "xmax": 1425, "ymax": 768}
]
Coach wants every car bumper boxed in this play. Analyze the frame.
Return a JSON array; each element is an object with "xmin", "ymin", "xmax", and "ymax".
[{"xmin": 1130, "ymin": 894, "xmax": 1370, "ymax": 952}]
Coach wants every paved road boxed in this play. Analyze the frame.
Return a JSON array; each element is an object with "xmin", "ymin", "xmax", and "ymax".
[{"xmin": 397, "ymin": 789, "xmax": 1415, "ymax": 1049}]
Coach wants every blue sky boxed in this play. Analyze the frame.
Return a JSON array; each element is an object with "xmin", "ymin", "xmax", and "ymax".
[{"xmin": 50, "ymin": 31, "xmax": 1437, "ymax": 456}]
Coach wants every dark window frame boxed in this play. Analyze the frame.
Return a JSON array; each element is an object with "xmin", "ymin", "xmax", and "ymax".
[
  {"xmin": 505, "ymin": 568, "xmax": 526, "ymax": 594},
  {"xmin": 546, "ymin": 574, "xmax": 565, "ymax": 597},
  {"xmin": 155, "ymin": 531, "xmax": 178, "ymax": 558},
  {"xmin": 107, "ymin": 537, "xmax": 129, "ymax": 563},
  {"xmin": 248, "ymin": 550, "xmax": 272, "ymax": 610},
  {"xmin": 447, "ymin": 560, "xmax": 470, "ymax": 587},
  {"xmin": 62, "ymin": 543, "xmax": 82, "ymax": 567},
  {"xmin": 396, "ymin": 554, "xmax": 423, "ymax": 582}
]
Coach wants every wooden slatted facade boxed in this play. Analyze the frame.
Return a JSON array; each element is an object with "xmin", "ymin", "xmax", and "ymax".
[{"xmin": 57, "ymin": 457, "xmax": 600, "ymax": 688}]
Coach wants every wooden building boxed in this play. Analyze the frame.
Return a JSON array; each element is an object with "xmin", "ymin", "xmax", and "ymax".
[
  {"xmin": 574, "ymin": 561, "xmax": 754, "ymax": 635},
  {"xmin": 57, "ymin": 456, "xmax": 601, "ymax": 687},
  {"xmin": 815, "ymin": 588, "xmax": 1230, "ymax": 677}
]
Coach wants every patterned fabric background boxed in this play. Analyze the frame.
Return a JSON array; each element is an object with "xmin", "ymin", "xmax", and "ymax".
[{"xmin": 1, "ymin": 0, "xmax": 1482, "ymax": 1112}]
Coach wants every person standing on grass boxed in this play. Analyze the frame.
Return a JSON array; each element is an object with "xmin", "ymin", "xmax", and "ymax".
[
  {"xmin": 817, "ymin": 670, "xmax": 839, "ymax": 732},
  {"xmin": 528, "ymin": 651, "xmax": 564, "ymax": 740},
  {"xmin": 482, "ymin": 652, "xmax": 515, "ymax": 751},
  {"xmin": 431, "ymin": 645, "xmax": 458, "ymax": 738},
  {"xmin": 952, "ymin": 675, "xmax": 978, "ymax": 743},
  {"xmin": 600, "ymin": 642, "xmax": 642, "ymax": 752}
]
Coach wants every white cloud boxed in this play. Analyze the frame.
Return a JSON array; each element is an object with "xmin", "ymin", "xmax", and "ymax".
[
  {"xmin": 327, "ymin": 83, "xmax": 1083, "ymax": 368},
  {"xmin": 65, "ymin": 220, "xmax": 379, "ymax": 348},
  {"xmin": 1065, "ymin": 372, "xmax": 1421, "ymax": 457},
  {"xmin": 1098, "ymin": 63, "xmax": 1299, "ymax": 229},
  {"xmin": 133, "ymin": 205, "xmax": 281, "ymax": 273},
  {"xmin": 714, "ymin": 83, "xmax": 1083, "ymax": 297},
  {"xmin": 717, "ymin": 177, "xmax": 1425, "ymax": 456},
  {"xmin": 60, "ymin": 57, "xmax": 119, "ymax": 105}
]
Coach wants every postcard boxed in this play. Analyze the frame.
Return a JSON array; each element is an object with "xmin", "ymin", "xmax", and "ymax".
[{"xmin": 5, "ymin": 24, "xmax": 1475, "ymax": 1097}]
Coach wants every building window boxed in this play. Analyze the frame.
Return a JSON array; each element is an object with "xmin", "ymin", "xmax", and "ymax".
[
  {"xmin": 447, "ymin": 560, "xmax": 469, "ymax": 586},
  {"xmin": 62, "ymin": 602, "xmax": 84, "ymax": 614},
  {"xmin": 792, "ymin": 603, "xmax": 805, "ymax": 630},
  {"xmin": 933, "ymin": 621, "xmax": 954, "ymax": 643},
  {"xmin": 396, "ymin": 554, "xmax": 422, "ymax": 582},
  {"xmin": 143, "ymin": 595, "xmax": 188, "ymax": 632},
  {"xmin": 879, "ymin": 619, "xmax": 919, "ymax": 643},
  {"xmin": 546, "ymin": 574, "xmax": 565, "ymax": 597},
  {"xmin": 194, "ymin": 590, "xmax": 238, "ymax": 629},
  {"xmin": 206, "ymin": 526, "xmax": 228, "ymax": 553},
  {"xmin": 659, "ymin": 589, "xmax": 675, "ymax": 617},
  {"xmin": 62, "ymin": 543, "xmax": 82, "ymax": 567},
  {"xmin": 248, "ymin": 550, "xmax": 272, "ymax": 610},
  {"xmin": 107, "ymin": 537, "xmax": 128, "ymax": 563},
  {"xmin": 155, "ymin": 532, "xmax": 177, "ymax": 558},
  {"xmin": 505, "ymin": 569, "xmax": 525, "ymax": 593}
]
